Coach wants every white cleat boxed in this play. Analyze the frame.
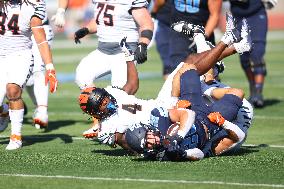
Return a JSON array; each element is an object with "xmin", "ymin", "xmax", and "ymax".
[
  {"xmin": 233, "ymin": 18, "xmax": 252, "ymax": 54},
  {"xmin": 6, "ymin": 134, "xmax": 22, "ymax": 150},
  {"xmin": 0, "ymin": 112, "xmax": 9, "ymax": 132},
  {"xmin": 221, "ymin": 12, "xmax": 242, "ymax": 45},
  {"xmin": 171, "ymin": 21, "xmax": 205, "ymax": 40},
  {"xmin": 33, "ymin": 109, "xmax": 48, "ymax": 129}
]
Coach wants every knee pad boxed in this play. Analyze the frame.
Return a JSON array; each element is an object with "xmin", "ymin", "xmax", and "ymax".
[{"xmin": 250, "ymin": 58, "xmax": 267, "ymax": 75}]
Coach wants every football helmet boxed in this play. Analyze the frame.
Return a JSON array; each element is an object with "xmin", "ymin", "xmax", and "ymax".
[
  {"xmin": 78, "ymin": 87, "xmax": 118, "ymax": 120},
  {"xmin": 125, "ymin": 126, "xmax": 147, "ymax": 153},
  {"xmin": 125, "ymin": 124, "xmax": 163, "ymax": 154}
]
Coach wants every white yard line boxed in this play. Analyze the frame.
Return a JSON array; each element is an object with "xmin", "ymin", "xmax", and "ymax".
[
  {"xmin": 0, "ymin": 173, "xmax": 283, "ymax": 188},
  {"xmin": 0, "ymin": 135, "xmax": 283, "ymax": 148}
]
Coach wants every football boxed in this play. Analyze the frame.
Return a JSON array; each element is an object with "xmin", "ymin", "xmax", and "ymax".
[{"xmin": 166, "ymin": 122, "xmax": 180, "ymax": 136}]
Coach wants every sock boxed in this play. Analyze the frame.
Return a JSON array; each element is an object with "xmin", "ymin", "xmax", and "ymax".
[
  {"xmin": 33, "ymin": 71, "xmax": 49, "ymax": 107},
  {"xmin": 194, "ymin": 33, "xmax": 211, "ymax": 53},
  {"xmin": 255, "ymin": 83, "xmax": 263, "ymax": 94},
  {"xmin": 9, "ymin": 109, "xmax": 24, "ymax": 136},
  {"xmin": 26, "ymin": 85, "xmax": 37, "ymax": 105},
  {"xmin": 37, "ymin": 105, "xmax": 48, "ymax": 114}
]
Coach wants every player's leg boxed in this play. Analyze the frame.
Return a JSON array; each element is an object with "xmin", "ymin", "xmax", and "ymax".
[
  {"xmin": 5, "ymin": 50, "xmax": 33, "ymax": 150},
  {"xmin": 240, "ymin": 11, "xmax": 267, "ymax": 108},
  {"xmin": 174, "ymin": 13, "xmax": 242, "ymax": 75},
  {"xmin": 28, "ymin": 26, "xmax": 54, "ymax": 129},
  {"xmin": 110, "ymin": 52, "xmax": 127, "ymax": 88},
  {"xmin": 0, "ymin": 57, "xmax": 9, "ymax": 132},
  {"xmin": 75, "ymin": 49, "xmax": 111, "ymax": 90}
]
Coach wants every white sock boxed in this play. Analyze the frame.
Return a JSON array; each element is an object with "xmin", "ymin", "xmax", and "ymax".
[
  {"xmin": 26, "ymin": 85, "xmax": 37, "ymax": 106},
  {"xmin": 37, "ymin": 105, "xmax": 47, "ymax": 114},
  {"xmin": 9, "ymin": 109, "xmax": 24, "ymax": 136},
  {"xmin": 33, "ymin": 71, "xmax": 48, "ymax": 107},
  {"xmin": 194, "ymin": 33, "xmax": 211, "ymax": 53}
]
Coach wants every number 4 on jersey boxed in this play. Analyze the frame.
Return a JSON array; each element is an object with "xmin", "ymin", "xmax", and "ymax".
[{"xmin": 121, "ymin": 104, "xmax": 142, "ymax": 114}]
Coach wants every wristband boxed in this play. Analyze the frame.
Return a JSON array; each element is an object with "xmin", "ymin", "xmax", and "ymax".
[
  {"xmin": 46, "ymin": 63, "xmax": 55, "ymax": 70},
  {"xmin": 141, "ymin": 30, "xmax": 153, "ymax": 41}
]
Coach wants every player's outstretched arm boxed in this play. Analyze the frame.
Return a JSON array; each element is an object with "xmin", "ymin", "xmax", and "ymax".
[{"xmin": 208, "ymin": 112, "xmax": 245, "ymax": 155}]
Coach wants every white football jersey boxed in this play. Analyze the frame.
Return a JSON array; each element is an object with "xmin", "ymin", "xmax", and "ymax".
[
  {"xmin": 102, "ymin": 86, "xmax": 157, "ymax": 131},
  {"xmin": 97, "ymin": 85, "xmax": 178, "ymax": 146},
  {"xmin": 93, "ymin": 0, "xmax": 148, "ymax": 42},
  {"xmin": 0, "ymin": 1, "xmax": 46, "ymax": 55}
]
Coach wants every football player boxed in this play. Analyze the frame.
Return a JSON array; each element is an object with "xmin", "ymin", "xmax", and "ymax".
[
  {"xmin": 173, "ymin": 17, "xmax": 254, "ymax": 130},
  {"xmin": 24, "ymin": 0, "xmax": 68, "ymax": 129},
  {"xmin": 74, "ymin": 0, "xmax": 154, "ymax": 91},
  {"xmin": 125, "ymin": 62, "xmax": 245, "ymax": 161},
  {"xmin": 0, "ymin": 0, "xmax": 58, "ymax": 150},
  {"xmin": 78, "ymin": 12, "xmax": 247, "ymax": 149}
]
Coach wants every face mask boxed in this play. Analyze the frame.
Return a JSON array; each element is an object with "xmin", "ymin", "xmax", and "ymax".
[{"xmin": 106, "ymin": 101, "xmax": 117, "ymax": 112}]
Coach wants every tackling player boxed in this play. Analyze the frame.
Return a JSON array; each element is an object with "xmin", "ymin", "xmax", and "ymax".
[{"xmin": 78, "ymin": 13, "xmax": 250, "ymax": 149}]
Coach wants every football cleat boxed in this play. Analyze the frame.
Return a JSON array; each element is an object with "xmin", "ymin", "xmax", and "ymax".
[
  {"xmin": 233, "ymin": 18, "xmax": 252, "ymax": 54},
  {"xmin": 0, "ymin": 112, "xmax": 9, "ymax": 132},
  {"xmin": 6, "ymin": 134, "xmax": 22, "ymax": 150},
  {"xmin": 120, "ymin": 37, "xmax": 134, "ymax": 62},
  {"xmin": 83, "ymin": 123, "xmax": 100, "ymax": 139},
  {"xmin": 249, "ymin": 94, "xmax": 264, "ymax": 108},
  {"xmin": 221, "ymin": 12, "xmax": 242, "ymax": 46},
  {"xmin": 33, "ymin": 109, "xmax": 48, "ymax": 129},
  {"xmin": 171, "ymin": 21, "xmax": 205, "ymax": 40}
]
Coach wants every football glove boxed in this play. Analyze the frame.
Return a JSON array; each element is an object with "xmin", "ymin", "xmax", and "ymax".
[
  {"xmin": 176, "ymin": 100, "xmax": 191, "ymax": 109},
  {"xmin": 134, "ymin": 42, "xmax": 147, "ymax": 64},
  {"xmin": 207, "ymin": 112, "xmax": 225, "ymax": 126},
  {"xmin": 74, "ymin": 27, "xmax": 89, "ymax": 44},
  {"xmin": 120, "ymin": 37, "xmax": 134, "ymax": 62},
  {"xmin": 166, "ymin": 134, "xmax": 183, "ymax": 150},
  {"xmin": 51, "ymin": 8, "xmax": 65, "ymax": 28},
  {"xmin": 45, "ymin": 64, "xmax": 58, "ymax": 93}
]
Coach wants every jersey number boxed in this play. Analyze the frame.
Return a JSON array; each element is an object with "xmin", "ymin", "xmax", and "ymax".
[
  {"xmin": 95, "ymin": 3, "xmax": 115, "ymax": 26},
  {"xmin": 0, "ymin": 12, "xmax": 20, "ymax": 35},
  {"xmin": 174, "ymin": 0, "xmax": 200, "ymax": 13},
  {"xmin": 121, "ymin": 104, "xmax": 142, "ymax": 114}
]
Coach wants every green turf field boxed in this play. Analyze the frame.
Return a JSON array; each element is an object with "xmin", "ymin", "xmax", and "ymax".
[{"xmin": 0, "ymin": 33, "xmax": 283, "ymax": 189}]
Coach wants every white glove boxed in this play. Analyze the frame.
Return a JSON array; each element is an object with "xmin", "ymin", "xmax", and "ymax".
[
  {"xmin": 97, "ymin": 132, "xmax": 116, "ymax": 147},
  {"xmin": 262, "ymin": 0, "xmax": 277, "ymax": 9},
  {"xmin": 51, "ymin": 8, "xmax": 66, "ymax": 28}
]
